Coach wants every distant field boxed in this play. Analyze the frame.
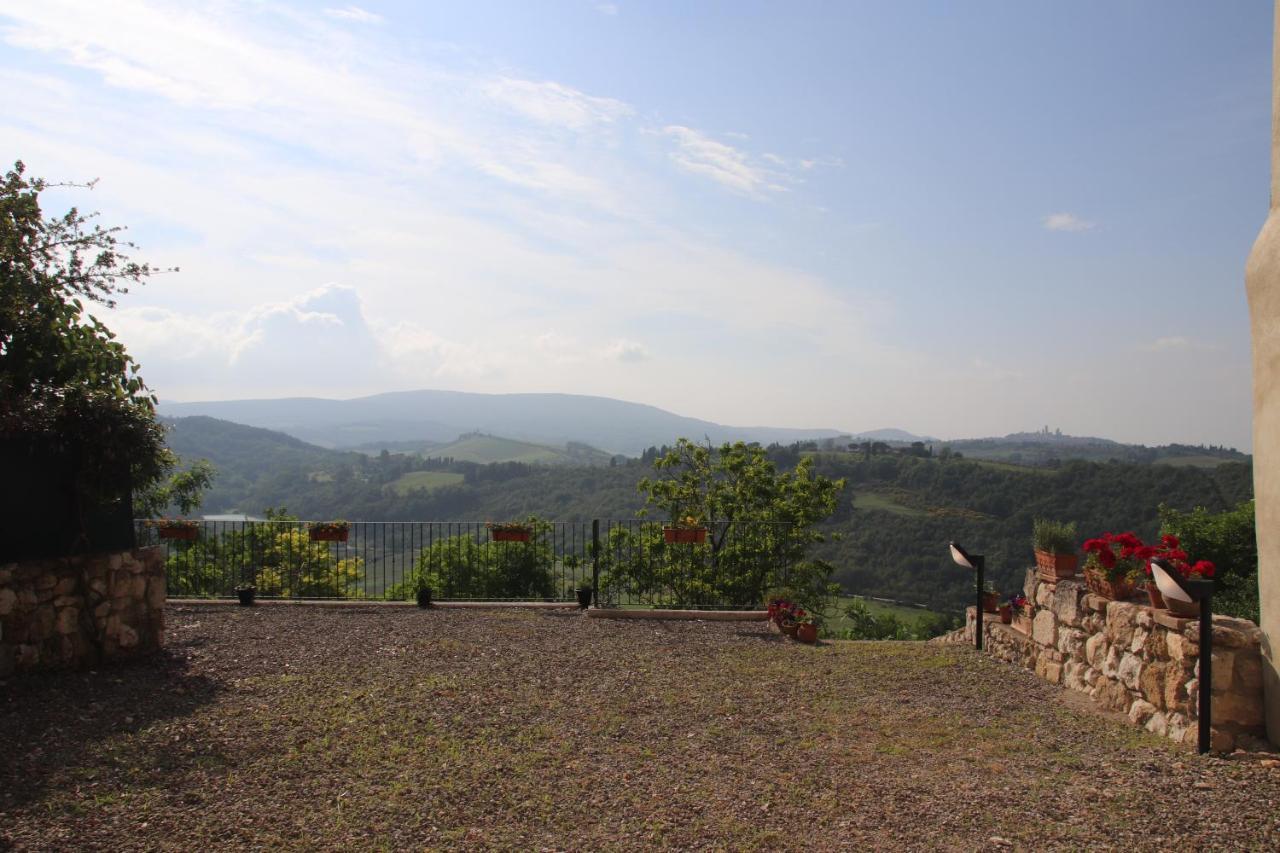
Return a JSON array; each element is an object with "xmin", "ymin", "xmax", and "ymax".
[
  {"xmin": 425, "ymin": 435, "xmax": 570, "ymax": 465},
  {"xmin": 823, "ymin": 594, "xmax": 949, "ymax": 634},
  {"xmin": 851, "ymin": 490, "xmax": 927, "ymax": 517},
  {"xmin": 384, "ymin": 470, "xmax": 466, "ymax": 496},
  {"xmin": 1155, "ymin": 455, "xmax": 1237, "ymax": 469},
  {"xmin": 968, "ymin": 459, "xmax": 1058, "ymax": 476}
]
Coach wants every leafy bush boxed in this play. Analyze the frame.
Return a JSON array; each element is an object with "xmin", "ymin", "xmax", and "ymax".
[
  {"xmin": 1159, "ymin": 501, "xmax": 1257, "ymax": 623},
  {"xmin": 387, "ymin": 520, "xmax": 556, "ymax": 600}
]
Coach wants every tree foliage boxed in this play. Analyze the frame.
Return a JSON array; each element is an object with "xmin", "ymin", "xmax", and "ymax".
[
  {"xmin": 0, "ymin": 161, "xmax": 183, "ymax": 508},
  {"xmin": 1159, "ymin": 500, "xmax": 1257, "ymax": 622}
]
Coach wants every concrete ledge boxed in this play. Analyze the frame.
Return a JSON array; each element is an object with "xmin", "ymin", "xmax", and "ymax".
[
  {"xmin": 586, "ymin": 608, "xmax": 768, "ymax": 622},
  {"xmin": 168, "ymin": 598, "xmax": 579, "ymax": 610}
]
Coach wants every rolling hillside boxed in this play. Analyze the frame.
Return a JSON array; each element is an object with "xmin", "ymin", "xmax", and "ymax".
[
  {"xmin": 159, "ymin": 389, "xmax": 845, "ymax": 455},
  {"xmin": 422, "ymin": 434, "xmax": 612, "ymax": 465}
]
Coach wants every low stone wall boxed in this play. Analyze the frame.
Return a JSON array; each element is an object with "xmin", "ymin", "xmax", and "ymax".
[
  {"xmin": 0, "ymin": 546, "xmax": 165, "ymax": 677},
  {"xmin": 939, "ymin": 568, "xmax": 1267, "ymax": 752}
]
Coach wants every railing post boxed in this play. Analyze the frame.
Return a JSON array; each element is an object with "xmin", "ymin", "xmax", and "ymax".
[{"xmin": 592, "ymin": 519, "xmax": 600, "ymax": 608}]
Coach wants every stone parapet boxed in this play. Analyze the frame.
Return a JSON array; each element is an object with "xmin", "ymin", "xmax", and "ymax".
[
  {"xmin": 937, "ymin": 567, "xmax": 1266, "ymax": 752},
  {"xmin": 0, "ymin": 546, "xmax": 165, "ymax": 677}
]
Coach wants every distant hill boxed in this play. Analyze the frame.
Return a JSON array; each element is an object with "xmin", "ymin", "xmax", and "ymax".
[
  {"xmin": 941, "ymin": 433, "xmax": 1248, "ymax": 468},
  {"xmin": 159, "ymin": 389, "xmax": 845, "ymax": 455},
  {"xmin": 419, "ymin": 433, "xmax": 614, "ymax": 466},
  {"xmin": 849, "ymin": 428, "xmax": 940, "ymax": 443}
]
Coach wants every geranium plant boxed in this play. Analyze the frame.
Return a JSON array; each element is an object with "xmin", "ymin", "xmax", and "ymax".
[
  {"xmin": 149, "ymin": 517, "xmax": 200, "ymax": 530},
  {"xmin": 1142, "ymin": 533, "xmax": 1215, "ymax": 582},
  {"xmin": 486, "ymin": 521, "xmax": 533, "ymax": 533},
  {"xmin": 1082, "ymin": 532, "xmax": 1147, "ymax": 583},
  {"xmin": 1007, "ymin": 592, "xmax": 1029, "ymax": 612},
  {"xmin": 308, "ymin": 520, "xmax": 350, "ymax": 535}
]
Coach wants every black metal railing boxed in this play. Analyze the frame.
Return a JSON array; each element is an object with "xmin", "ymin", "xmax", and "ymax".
[{"xmin": 138, "ymin": 519, "xmax": 799, "ymax": 609}]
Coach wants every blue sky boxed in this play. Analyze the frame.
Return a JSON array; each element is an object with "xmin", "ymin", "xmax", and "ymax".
[{"xmin": 0, "ymin": 1, "xmax": 1269, "ymax": 449}]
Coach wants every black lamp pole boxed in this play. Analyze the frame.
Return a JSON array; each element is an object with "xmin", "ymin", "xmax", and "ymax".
[
  {"xmin": 1150, "ymin": 558, "xmax": 1214, "ymax": 754},
  {"xmin": 950, "ymin": 542, "xmax": 985, "ymax": 651}
]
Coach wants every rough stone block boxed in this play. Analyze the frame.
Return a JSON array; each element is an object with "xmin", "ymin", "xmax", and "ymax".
[
  {"xmin": 1103, "ymin": 646, "xmax": 1121, "ymax": 679},
  {"xmin": 1023, "ymin": 568, "xmax": 1039, "ymax": 600},
  {"xmin": 1105, "ymin": 602, "xmax": 1139, "ymax": 648},
  {"xmin": 55, "ymin": 606, "xmax": 79, "ymax": 635},
  {"xmin": 1083, "ymin": 667, "xmax": 1101, "ymax": 687},
  {"xmin": 1118, "ymin": 652, "xmax": 1143, "ymax": 690},
  {"xmin": 1214, "ymin": 691, "xmax": 1264, "ymax": 728},
  {"xmin": 0, "ymin": 588, "xmax": 15, "ymax": 616},
  {"xmin": 1085, "ymin": 633, "xmax": 1108, "ymax": 667},
  {"xmin": 1051, "ymin": 580, "xmax": 1085, "ymax": 626},
  {"xmin": 1044, "ymin": 661, "xmax": 1063, "ymax": 684},
  {"xmin": 88, "ymin": 578, "xmax": 108, "ymax": 598},
  {"xmin": 1063, "ymin": 661, "xmax": 1088, "ymax": 691},
  {"xmin": 1036, "ymin": 583, "xmax": 1054, "ymax": 608},
  {"xmin": 147, "ymin": 576, "xmax": 166, "ymax": 610},
  {"xmin": 1163, "ymin": 668, "xmax": 1187, "ymax": 713},
  {"xmin": 1235, "ymin": 652, "xmax": 1263, "ymax": 691},
  {"xmin": 1082, "ymin": 593, "xmax": 1109, "ymax": 613},
  {"xmin": 52, "ymin": 595, "xmax": 79, "ymax": 608},
  {"xmin": 1128, "ymin": 699, "xmax": 1157, "ymax": 726},
  {"xmin": 1032, "ymin": 610, "xmax": 1056, "ymax": 648},
  {"xmin": 1194, "ymin": 649, "xmax": 1236, "ymax": 693},
  {"xmin": 1145, "ymin": 710, "xmax": 1168, "ymax": 737},
  {"xmin": 1154, "ymin": 610, "xmax": 1193, "ymax": 632},
  {"xmin": 1139, "ymin": 661, "xmax": 1168, "ymax": 710},
  {"xmin": 35, "ymin": 574, "xmax": 57, "ymax": 591},
  {"xmin": 1167, "ymin": 632, "xmax": 1193, "ymax": 664},
  {"xmin": 17, "ymin": 588, "xmax": 37, "ymax": 608},
  {"xmin": 16, "ymin": 644, "xmax": 39, "ymax": 668},
  {"xmin": 116, "ymin": 623, "xmax": 139, "ymax": 649},
  {"xmin": 1096, "ymin": 680, "xmax": 1130, "ymax": 711},
  {"xmin": 1167, "ymin": 712, "xmax": 1189, "ymax": 744},
  {"xmin": 1135, "ymin": 607, "xmax": 1153, "ymax": 629},
  {"xmin": 1130, "ymin": 627, "xmax": 1149, "ymax": 655},
  {"xmin": 54, "ymin": 576, "xmax": 77, "ymax": 596},
  {"xmin": 1058, "ymin": 628, "xmax": 1086, "ymax": 660}
]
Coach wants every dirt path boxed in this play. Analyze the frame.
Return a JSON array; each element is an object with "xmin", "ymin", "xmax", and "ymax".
[{"xmin": 2, "ymin": 606, "xmax": 1278, "ymax": 850}]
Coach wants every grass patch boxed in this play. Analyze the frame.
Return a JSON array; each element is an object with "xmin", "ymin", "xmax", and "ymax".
[{"xmin": 383, "ymin": 470, "xmax": 466, "ymax": 495}]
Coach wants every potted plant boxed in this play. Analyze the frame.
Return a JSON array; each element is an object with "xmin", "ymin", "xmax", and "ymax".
[
  {"xmin": 998, "ymin": 598, "xmax": 1015, "ymax": 624},
  {"xmin": 1143, "ymin": 534, "xmax": 1215, "ymax": 617},
  {"xmin": 779, "ymin": 604, "xmax": 802, "ymax": 638},
  {"xmin": 795, "ymin": 612, "xmax": 819, "ymax": 644},
  {"xmin": 153, "ymin": 517, "xmax": 200, "ymax": 541},
  {"xmin": 981, "ymin": 582, "xmax": 999, "ymax": 614},
  {"xmin": 1081, "ymin": 532, "xmax": 1145, "ymax": 600},
  {"xmin": 576, "ymin": 583, "xmax": 593, "ymax": 609},
  {"xmin": 1032, "ymin": 518, "xmax": 1079, "ymax": 581},
  {"xmin": 309, "ymin": 520, "xmax": 350, "ymax": 542},
  {"xmin": 235, "ymin": 584, "xmax": 256, "ymax": 606},
  {"xmin": 1009, "ymin": 592, "xmax": 1031, "ymax": 633},
  {"xmin": 663, "ymin": 515, "xmax": 708, "ymax": 544},
  {"xmin": 487, "ymin": 521, "xmax": 532, "ymax": 543},
  {"xmin": 413, "ymin": 575, "xmax": 433, "ymax": 608}
]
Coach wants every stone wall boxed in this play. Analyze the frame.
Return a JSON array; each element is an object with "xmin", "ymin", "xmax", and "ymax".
[
  {"xmin": 940, "ymin": 568, "xmax": 1267, "ymax": 752},
  {"xmin": 0, "ymin": 546, "xmax": 165, "ymax": 677}
]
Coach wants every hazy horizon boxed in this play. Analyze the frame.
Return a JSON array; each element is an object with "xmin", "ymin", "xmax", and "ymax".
[{"xmin": 1, "ymin": 1, "xmax": 1265, "ymax": 450}]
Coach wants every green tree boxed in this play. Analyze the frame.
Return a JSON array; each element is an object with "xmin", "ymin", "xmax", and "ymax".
[
  {"xmin": 0, "ymin": 160, "xmax": 178, "ymax": 508},
  {"xmin": 388, "ymin": 518, "xmax": 557, "ymax": 600},
  {"xmin": 1159, "ymin": 500, "xmax": 1258, "ymax": 623},
  {"xmin": 599, "ymin": 438, "xmax": 844, "ymax": 608}
]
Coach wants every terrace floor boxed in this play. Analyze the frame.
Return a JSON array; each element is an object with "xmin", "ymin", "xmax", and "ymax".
[{"xmin": 2, "ymin": 607, "xmax": 1279, "ymax": 850}]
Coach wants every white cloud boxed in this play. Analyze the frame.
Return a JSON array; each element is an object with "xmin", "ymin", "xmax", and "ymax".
[
  {"xmin": 662, "ymin": 125, "xmax": 787, "ymax": 197},
  {"xmin": 479, "ymin": 77, "xmax": 631, "ymax": 130},
  {"xmin": 603, "ymin": 339, "xmax": 649, "ymax": 362},
  {"xmin": 1138, "ymin": 336, "xmax": 1217, "ymax": 353},
  {"xmin": 595, "ymin": 3, "xmax": 619, "ymax": 16},
  {"xmin": 1043, "ymin": 212, "xmax": 1095, "ymax": 232},
  {"xmin": 323, "ymin": 6, "xmax": 383, "ymax": 24}
]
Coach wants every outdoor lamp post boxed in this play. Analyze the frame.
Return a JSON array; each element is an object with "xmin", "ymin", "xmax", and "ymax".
[
  {"xmin": 949, "ymin": 541, "xmax": 985, "ymax": 651},
  {"xmin": 1150, "ymin": 557, "xmax": 1216, "ymax": 754}
]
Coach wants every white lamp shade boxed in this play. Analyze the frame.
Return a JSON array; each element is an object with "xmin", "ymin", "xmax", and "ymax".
[
  {"xmin": 1151, "ymin": 560, "xmax": 1194, "ymax": 605},
  {"xmin": 950, "ymin": 542, "xmax": 975, "ymax": 570}
]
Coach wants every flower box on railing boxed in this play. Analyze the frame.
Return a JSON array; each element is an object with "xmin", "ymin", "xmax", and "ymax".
[
  {"xmin": 158, "ymin": 525, "xmax": 198, "ymax": 541},
  {"xmin": 487, "ymin": 522, "xmax": 532, "ymax": 542},
  {"xmin": 663, "ymin": 526, "xmax": 707, "ymax": 544},
  {"xmin": 308, "ymin": 521, "xmax": 349, "ymax": 543}
]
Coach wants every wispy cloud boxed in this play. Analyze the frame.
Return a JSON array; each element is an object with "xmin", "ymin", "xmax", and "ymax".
[
  {"xmin": 595, "ymin": 3, "xmax": 619, "ymax": 15},
  {"xmin": 1043, "ymin": 212, "xmax": 1095, "ymax": 232},
  {"xmin": 479, "ymin": 77, "xmax": 631, "ymax": 130},
  {"xmin": 323, "ymin": 6, "xmax": 383, "ymax": 24},
  {"xmin": 1138, "ymin": 336, "xmax": 1217, "ymax": 353},
  {"xmin": 662, "ymin": 125, "xmax": 787, "ymax": 197}
]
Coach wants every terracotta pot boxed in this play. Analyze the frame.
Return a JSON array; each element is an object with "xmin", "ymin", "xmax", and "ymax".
[
  {"xmin": 1012, "ymin": 614, "xmax": 1033, "ymax": 635},
  {"xmin": 981, "ymin": 591, "xmax": 999, "ymax": 613},
  {"xmin": 159, "ymin": 526, "xmax": 198, "ymax": 541},
  {"xmin": 309, "ymin": 528, "xmax": 349, "ymax": 542},
  {"xmin": 491, "ymin": 529, "xmax": 531, "ymax": 542},
  {"xmin": 781, "ymin": 622, "xmax": 799, "ymax": 638},
  {"xmin": 999, "ymin": 604, "xmax": 1013, "ymax": 624},
  {"xmin": 796, "ymin": 623, "xmax": 818, "ymax": 643},
  {"xmin": 1035, "ymin": 549, "xmax": 1079, "ymax": 582},
  {"xmin": 1145, "ymin": 584, "xmax": 1166, "ymax": 611},
  {"xmin": 663, "ymin": 526, "xmax": 707, "ymax": 544},
  {"xmin": 1083, "ymin": 566, "xmax": 1135, "ymax": 601}
]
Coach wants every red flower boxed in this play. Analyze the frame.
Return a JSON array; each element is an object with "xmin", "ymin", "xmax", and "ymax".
[
  {"xmin": 1161, "ymin": 534, "xmax": 1180, "ymax": 548},
  {"xmin": 1191, "ymin": 560, "xmax": 1215, "ymax": 578}
]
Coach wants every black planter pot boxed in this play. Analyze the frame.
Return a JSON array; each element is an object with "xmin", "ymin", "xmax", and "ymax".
[
  {"xmin": 236, "ymin": 587, "xmax": 255, "ymax": 606},
  {"xmin": 576, "ymin": 586, "xmax": 593, "ymax": 609},
  {"xmin": 416, "ymin": 587, "xmax": 432, "ymax": 608}
]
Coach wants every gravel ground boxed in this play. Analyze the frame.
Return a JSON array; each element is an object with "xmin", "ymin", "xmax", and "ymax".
[{"xmin": 2, "ymin": 605, "xmax": 1279, "ymax": 851}]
